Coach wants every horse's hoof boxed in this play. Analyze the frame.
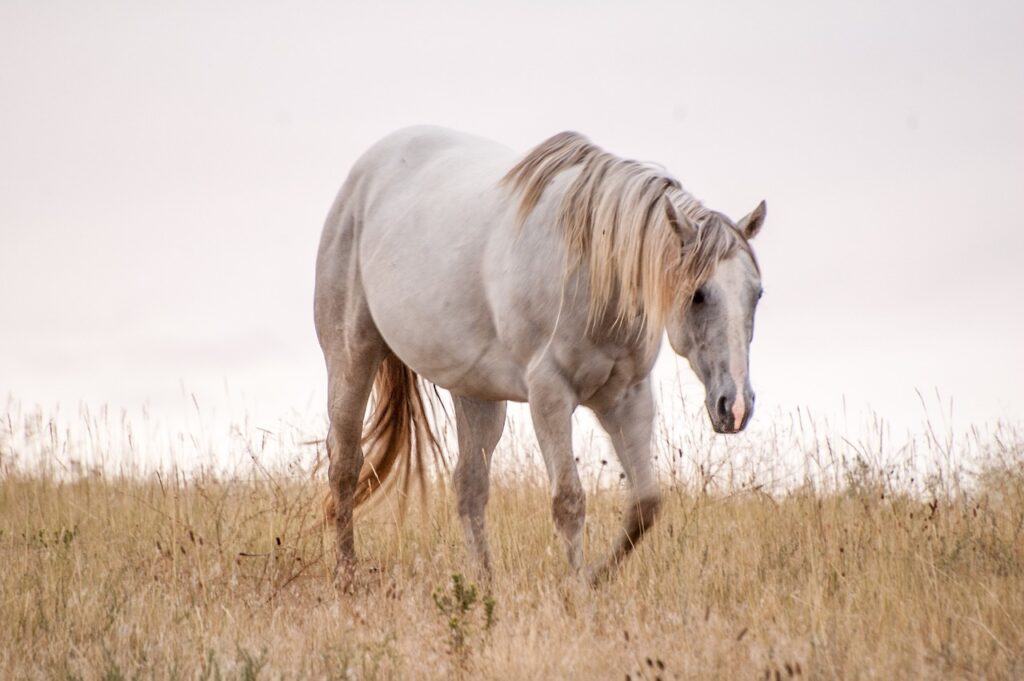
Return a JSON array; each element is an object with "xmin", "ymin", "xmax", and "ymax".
[
  {"xmin": 586, "ymin": 557, "xmax": 618, "ymax": 587},
  {"xmin": 333, "ymin": 561, "xmax": 358, "ymax": 594}
]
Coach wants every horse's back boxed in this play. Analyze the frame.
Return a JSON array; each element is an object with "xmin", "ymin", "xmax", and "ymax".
[{"xmin": 352, "ymin": 126, "xmax": 513, "ymax": 193}]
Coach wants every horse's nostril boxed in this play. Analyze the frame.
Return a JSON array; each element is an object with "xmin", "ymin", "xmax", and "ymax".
[{"xmin": 716, "ymin": 395, "xmax": 728, "ymax": 418}]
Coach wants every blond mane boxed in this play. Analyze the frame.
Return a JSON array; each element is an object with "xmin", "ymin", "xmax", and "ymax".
[{"xmin": 502, "ymin": 131, "xmax": 747, "ymax": 337}]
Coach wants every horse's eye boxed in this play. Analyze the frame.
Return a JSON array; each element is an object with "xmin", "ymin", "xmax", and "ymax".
[
  {"xmin": 692, "ymin": 289, "xmax": 705, "ymax": 305},
  {"xmin": 757, "ymin": 289, "xmax": 764, "ymax": 300}
]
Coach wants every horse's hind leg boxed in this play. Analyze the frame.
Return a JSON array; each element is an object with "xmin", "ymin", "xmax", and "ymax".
[
  {"xmin": 453, "ymin": 397, "xmax": 506, "ymax": 578},
  {"xmin": 323, "ymin": 326, "xmax": 383, "ymax": 580},
  {"xmin": 316, "ymin": 211, "xmax": 387, "ymax": 582},
  {"xmin": 590, "ymin": 378, "xmax": 661, "ymax": 584}
]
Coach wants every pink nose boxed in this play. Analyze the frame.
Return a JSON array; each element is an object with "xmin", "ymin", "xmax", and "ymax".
[
  {"xmin": 731, "ymin": 396, "xmax": 747, "ymax": 432},
  {"xmin": 714, "ymin": 392, "xmax": 754, "ymax": 432}
]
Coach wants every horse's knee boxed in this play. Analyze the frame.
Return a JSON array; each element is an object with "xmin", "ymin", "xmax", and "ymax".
[
  {"xmin": 625, "ymin": 492, "xmax": 662, "ymax": 541},
  {"xmin": 454, "ymin": 472, "xmax": 488, "ymax": 518},
  {"xmin": 552, "ymin": 484, "xmax": 586, "ymax": 534}
]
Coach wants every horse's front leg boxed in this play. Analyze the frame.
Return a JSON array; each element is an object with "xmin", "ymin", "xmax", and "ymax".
[
  {"xmin": 453, "ymin": 396, "xmax": 507, "ymax": 579},
  {"xmin": 527, "ymin": 365, "xmax": 586, "ymax": 572},
  {"xmin": 590, "ymin": 377, "xmax": 662, "ymax": 583}
]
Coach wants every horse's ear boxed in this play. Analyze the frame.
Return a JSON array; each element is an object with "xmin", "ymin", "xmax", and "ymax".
[
  {"xmin": 737, "ymin": 200, "xmax": 767, "ymax": 240},
  {"xmin": 664, "ymin": 198, "xmax": 696, "ymax": 245}
]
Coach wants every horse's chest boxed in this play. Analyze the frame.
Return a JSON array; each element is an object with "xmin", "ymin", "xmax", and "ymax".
[{"xmin": 572, "ymin": 351, "xmax": 650, "ymax": 410}]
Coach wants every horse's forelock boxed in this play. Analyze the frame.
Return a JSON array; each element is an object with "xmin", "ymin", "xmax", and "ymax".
[{"xmin": 677, "ymin": 213, "xmax": 746, "ymax": 294}]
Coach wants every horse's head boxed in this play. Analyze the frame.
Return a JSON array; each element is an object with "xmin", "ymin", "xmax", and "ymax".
[{"xmin": 665, "ymin": 201, "xmax": 766, "ymax": 434}]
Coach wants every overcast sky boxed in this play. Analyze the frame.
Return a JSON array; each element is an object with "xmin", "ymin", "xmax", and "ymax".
[{"xmin": 2, "ymin": 0, "xmax": 1022, "ymax": 449}]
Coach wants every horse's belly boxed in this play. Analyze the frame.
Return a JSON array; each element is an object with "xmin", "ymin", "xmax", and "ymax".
[
  {"xmin": 370, "ymin": 297, "xmax": 528, "ymax": 401},
  {"xmin": 437, "ymin": 349, "xmax": 530, "ymax": 402},
  {"xmin": 360, "ymin": 241, "xmax": 529, "ymax": 402}
]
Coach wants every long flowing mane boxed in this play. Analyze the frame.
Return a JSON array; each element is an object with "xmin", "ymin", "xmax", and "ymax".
[{"xmin": 502, "ymin": 131, "xmax": 747, "ymax": 337}]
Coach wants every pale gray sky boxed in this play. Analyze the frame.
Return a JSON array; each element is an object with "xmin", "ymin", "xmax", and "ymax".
[{"xmin": 2, "ymin": 0, "xmax": 1022, "ymax": 443}]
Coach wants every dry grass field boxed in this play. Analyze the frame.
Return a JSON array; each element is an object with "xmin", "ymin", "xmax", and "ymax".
[{"xmin": 1, "ymin": 404, "xmax": 1023, "ymax": 680}]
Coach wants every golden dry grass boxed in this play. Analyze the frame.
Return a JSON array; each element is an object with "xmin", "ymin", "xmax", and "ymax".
[{"xmin": 1, "ymin": 406, "xmax": 1023, "ymax": 680}]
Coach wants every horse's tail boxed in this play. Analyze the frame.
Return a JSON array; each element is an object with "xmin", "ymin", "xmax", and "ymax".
[{"xmin": 324, "ymin": 353, "xmax": 446, "ymax": 523}]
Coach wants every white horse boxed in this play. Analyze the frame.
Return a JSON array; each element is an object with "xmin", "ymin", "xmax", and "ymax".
[{"xmin": 314, "ymin": 127, "xmax": 766, "ymax": 583}]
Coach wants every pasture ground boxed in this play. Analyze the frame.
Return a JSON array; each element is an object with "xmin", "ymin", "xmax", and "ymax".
[{"xmin": 1, "ymin": 411, "xmax": 1023, "ymax": 680}]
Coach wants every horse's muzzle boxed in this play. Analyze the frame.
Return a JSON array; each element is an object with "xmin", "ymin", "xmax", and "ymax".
[{"xmin": 708, "ymin": 390, "xmax": 754, "ymax": 434}]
